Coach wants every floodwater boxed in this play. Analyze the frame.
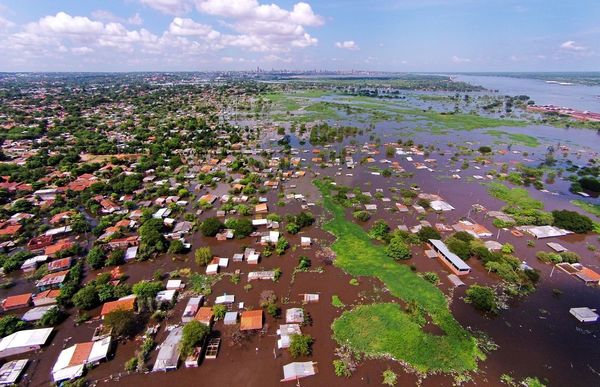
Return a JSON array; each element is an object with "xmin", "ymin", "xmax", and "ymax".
[
  {"xmin": 451, "ymin": 74, "xmax": 600, "ymax": 112},
  {"xmin": 3, "ymin": 97, "xmax": 600, "ymax": 387}
]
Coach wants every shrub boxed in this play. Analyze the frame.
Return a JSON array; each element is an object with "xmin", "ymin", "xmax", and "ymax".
[
  {"xmin": 0, "ymin": 315, "xmax": 27, "ymax": 337},
  {"xmin": 422, "ymin": 272, "xmax": 439, "ymax": 284},
  {"xmin": 465, "ymin": 285, "xmax": 498, "ymax": 313},
  {"xmin": 289, "ymin": 334, "xmax": 313, "ymax": 358},
  {"xmin": 382, "ymin": 369, "xmax": 398, "ymax": 386},
  {"xmin": 331, "ymin": 295, "xmax": 345, "ymax": 308},
  {"xmin": 194, "ymin": 247, "xmax": 212, "ymax": 266},
  {"xmin": 132, "ymin": 280, "xmax": 163, "ymax": 299},
  {"xmin": 417, "ymin": 226, "xmax": 441, "ymax": 242},
  {"xmin": 368, "ymin": 220, "xmax": 390, "ymax": 241},
  {"xmin": 333, "ymin": 359, "xmax": 352, "ymax": 377},
  {"xmin": 86, "ymin": 246, "xmax": 106, "ymax": 269},
  {"xmin": 352, "ymin": 210, "xmax": 371, "ymax": 222},
  {"xmin": 213, "ymin": 304, "xmax": 226, "ymax": 320}
]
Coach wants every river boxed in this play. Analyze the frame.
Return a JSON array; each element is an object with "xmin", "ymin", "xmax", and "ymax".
[{"xmin": 451, "ymin": 74, "xmax": 600, "ymax": 112}]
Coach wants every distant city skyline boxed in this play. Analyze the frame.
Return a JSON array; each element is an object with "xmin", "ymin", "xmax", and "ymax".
[{"xmin": 0, "ymin": 0, "xmax": 598, "ymax": 72}]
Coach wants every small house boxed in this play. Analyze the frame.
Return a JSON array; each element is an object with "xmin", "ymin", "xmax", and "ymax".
[{"xmin": 240, "ymin": 310, "xmax": 263, "ymax": 331}]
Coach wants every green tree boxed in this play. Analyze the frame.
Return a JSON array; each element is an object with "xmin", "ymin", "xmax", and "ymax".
[
  {"xmin": 289, "ymin": 334, "xmax": 313, "ymax": 358},
  {"xmin": 385, "ymin": 237, "xmax": 411, "ymax": 260},
  {"xmin": 200, "ymin": 217, "xmax": 223, "ymax": 237},
  {"xmin": 417, "ymin": 226, "xmax": 441, "ymax": 242},
  {"xmin": 132, "ymin": 281, "xmax": 163, "ymax": 299},
  {"xmin": 180, "ymin": 320, "xmax": 210, "ymax": 357},
  {"xmin": 104, "ymin": 309, "xmax": 138, "ymax": 337},
  {"xmin": 382, "ymin": 369, "xmax": 397, "ymax": 386},
  {"xmin": 86, "ymin": 246, "xmax": 106, "ymax": 269},
  {"xmin": 73, "ymin": 286, "xmax": 100, "ymax": 310},
  {"xmin": 552, "ymin": 210, "xmax": 593, "ymax": 234},
  {"xmin": 0, "ymin": 315, "xmax": 27, "ymax": 337}
]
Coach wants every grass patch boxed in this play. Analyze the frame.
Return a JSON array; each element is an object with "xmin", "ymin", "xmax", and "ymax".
[
  {"xmin": 572, "ymin": 200, "xmax": 600, "ymax": 218},
  {"xmin": 486, "ymin": 130, "xmax": 540, "ymax": 147},
  {"xmin": 486, "ymin": 182, "xmax": 552, "ymax": 225},
  {"xmin": 316, "ymin": 180, "xmax": 481, "ymax": 373},
  {"xmin": 331, "ymin": 295, "xmax": 345, "ymax": 308}
]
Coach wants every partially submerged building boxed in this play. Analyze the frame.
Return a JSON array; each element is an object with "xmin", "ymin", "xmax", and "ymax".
[
  {"xmin": 152, "ymin": 327, "xmax": 183, "ymax": 372},
  {"xmin": 0, "ymin": 328, "xmax": 53, "ymax": 358},
  {"xmin": 427, "ymin": 239, "xmax": 471, "ymax": 276},
  {"xmin": 51, "ymin": 337, "xmax": 112, "ymax": 382}
]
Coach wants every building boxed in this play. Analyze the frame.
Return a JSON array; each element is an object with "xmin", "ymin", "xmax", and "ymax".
[
  {"xmin": 0, "ymin": 328, "xmax": 53, "ymax": 358},
  {"xmin": 1, "ymin": 293, "xmax": 32, "ymax": 311},
  {"xmin": 240, "ymin": 310, "xmax": 263, "ymax": 331},
  {"xmin": 0, "ymin": 359, "xmax": 28, "ymax": 385},
  {"xmin": 182, "ymin": 297, "xmax": 202, "ymax": 323},
  {"xmin": 36, "ymin": 270, "xmax": 69, "ymax": 290},
  {"xmin": 277, "ymin": 324, "xmax": 301, "ymax": 349},
  {"xmin": 285, "ymin": 308, "xmax": 304, "ymax": 324},
  {"xmin": 194, "ymin": 307, "xmax": 214, "ymax": 326},
  {"xmin": 428, "ymin": 239, "xmax": 471, "ymax": 276},
  {"xmin": 152, "ymin": 327, "xmax": 183, "ymax": 372},
  {"xmin": 570, "ymin": 307, "xmax": 599, "ymax": 323},
  {"xmin": 100, "ymin": 295, "xmax": 137, "ymax": 318},
  {"xmin": 281, "ymin": 362, "xmax": 317, "ymax": 382},
  {"xmin": 51, "ymin": 337, "xmax": 112, "ymax": 382}
]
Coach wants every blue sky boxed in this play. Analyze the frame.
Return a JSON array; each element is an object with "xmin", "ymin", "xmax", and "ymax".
[{"xmin": 0, "ymin": 0, "xmax": 598, "ymax": 71}]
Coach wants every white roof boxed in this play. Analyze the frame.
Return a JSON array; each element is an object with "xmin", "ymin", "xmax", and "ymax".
[
  {"xmin": 430, "ymin": 200, "xmax": 455, "ymax": 212},
  {"xmin": 206, "ymin": 263, "xmax": 219, "ymax": 274},
  {"xmin": 166, "ymin": 280, "xmax": 182, "ymax": 290},
  {"xmin": 215, "ymin": 294, "xmax": 235, "ymax": 304},
  {"xmin": 153, "ymin": 327, "xmax": 183, "ymax": 372},
  {"xmin": 281, "ymin": 362, "xmax": 317, "ymax": 382},
  {"xmin": 156, "ymin": 290, "xmax": 177, "ymax": 302},
  {"xmin": 429, "ymin": 239, "xmax": 471, "ymax": 272},
  {"xmin": 0, "ymin": 359, "xmax": 28, "ymax": 385},
  {"xmin": 22, "ymin": 305, "xmax": 57, "ymax": 322},
  {"xmin": 52, "ymin": 337, "xmax": 111, "ymax": 382},
  {"xmin": 0, "ymin": 328, "xmax": 53, "ymax": 354}
]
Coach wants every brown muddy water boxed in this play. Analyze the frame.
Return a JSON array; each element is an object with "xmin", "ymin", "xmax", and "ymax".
[{"xmin": 2, "ymin": 121, "xmax": 600, "ymax": 387}]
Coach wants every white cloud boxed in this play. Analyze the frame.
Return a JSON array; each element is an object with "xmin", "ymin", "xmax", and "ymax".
[
  {"xmin": 335, "ymin": 40, "xmax": 359, "ymax": 50},
  {"xmin": 128, "ymin": 13, "xmax": 144, "ymax": 26},
  {"xmin": 91, "ymin": 10, "xmax": 123, "ymax": 23},
  {"xmin": 262, "ymin": 54, "xmax": 291, "ymax": 63},
  {"xmin": 560, "ymin": 40, "xmax": 586, "ymax": 51},
  {"xmin": 168, "ymin": 17, "xmax": 220, "ymax": 40},
  {"xmin": 139, "ymin": 0, "xmax": 192, "ymax": 15},
  {"xmin": 71, "ymin": 46, "xmax": 94, "ymax": 55},
  {"xmin": 451, "ymin": 55, "xmax": 471, "ymax": 63},
  {"xmin": 0, "ymin": 15, "xmax": 15, "ymax": 29}
]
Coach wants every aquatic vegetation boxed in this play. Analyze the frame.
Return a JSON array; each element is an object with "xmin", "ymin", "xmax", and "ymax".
[
  {"xmin": 316, "ymin": 180, "xmax": 481, "ymax": 373},
  {"xmin": 485, "ymin": 130, "xmax": 541, "ymax": 147}
]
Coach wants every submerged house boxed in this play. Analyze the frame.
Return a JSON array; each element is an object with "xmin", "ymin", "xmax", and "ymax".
[
  {"xmin": 0, "ymin": 328, "xmax": 53, "ymax": 358},
  {"xmin": 427, "ymin": 239, "xmax": 471, "ymax": 276},
  {"xmin": 51, "ymin": 337, "xmax": 112, "ymax": 382},
  {"xmin": 152, "ymin": 327, "xmax": 183, "ymax": 372}
]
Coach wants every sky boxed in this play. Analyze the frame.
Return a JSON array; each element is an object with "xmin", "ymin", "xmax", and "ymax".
[{"xmin": 0, "ymin": 0, "xmax": 598, "ymax": 72}]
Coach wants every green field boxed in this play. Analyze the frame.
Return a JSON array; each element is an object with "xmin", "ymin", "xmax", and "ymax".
[
  {"xmin": 571, "ymin": 200, "xmax": 600, "ymax": 218},
  {"xmin": 316, "ymin": 180, "xmax": 481, "ymax": 373},
  {"xmin": 486, "ymin": 130, "xmax": 541, "ymax": 147}
]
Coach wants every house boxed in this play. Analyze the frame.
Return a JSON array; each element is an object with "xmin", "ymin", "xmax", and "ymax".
[
  {"xmin": 1, "ymin": 293, "xmax": 32, "ymax": 311},
  {"xmin": 575, "ymin": 267, "xmax": 600, "ymax": 284},
  {"xmin": 430, "ymin": 200, "xmax": 455, "ymax": 212},
  {"xmin": 427, "ymin": 239, "xmax": 471, "ymax": 276},
  {"xmin": 32, "ymin": 289, "xmax": 60, "ymax": 306},
  {"xmin": 240, "ymin": 310, "xmax": 263, "ymax": 331},
  {"xmin": 50, "ymin": 211, "xmax": 75, "ymax": 225},
  {"xmin": 166, "ymin": 280, "xmax": 183, "ymax": 290},
  {"xmin": 156, "ymin": 290, "xmax": 177, "ymax": 304},
  {"xmin": 22, "ymin": 305, "xmax": 57, "ymax": 322},
  {"xmin": 100, "ymin": 295, "xmax": 137, "ymax": 318},
  {"xmin": 205, "ymin": 264, "xmax": 219, "ymax": 275},
  {"xmin": 47, "ymin": 257, "xmax": 72, "ymax": 272},
  {"xmin": 300, "ymin": 237, "xmax": 311, "ymax": 247},
  {"xmin": 194, "ymin": 307, "xmax": 214, "ymax": 326},
  {"xmin": 223, "ymin": 312, "xmax": 238, "ymax": 325},
  {"xmin": 0, "ymin": 328, "xmax": 53, "ymax": 358},
  {"xmin": 277, "ymin": 324, "xmax": 301, "ymax": 349},
  {"xmin": 570, "ymin": 307, "xmax": 599, "ymax": 323},
  {"xmin": 20, "ymin": 255, "xmax": 49, "ymax": 273},
  {"xmin": 517, "ymin": 225, "xmax": 571, "ymax": 239},
  {"xmin": 108, "ymin": 236, "xmax": 139, "ymax": 250},
  {"xmin": 281, "ymin": 362, "xmax": 317, "ymax": 382},
  {"xmin": 27, "ymin": 235, "xmax": 53, "ymax": 252},
  {"xmin": 152, "ymin": 327, "xmax": 183, "ymax": 372},
  {"xmin": 182, "ymin": 297, "xmax": 203, "ymax": 323},
  {"xmin": 44, "ymin": 240, "xmax": 73, "ymax": 257},
  {"xmin": 285, "ymin": 308, "xmax": 304, "ymax": 324},
  {"xmin": 0, "ymin": 359, "xmax": 28, "ymax": 385},
  {"xmin": 452, "ymin": 220, "xmax": 492, "ymax": 238},
  {"xmin": 36, "ymin": 270, "xmax": 69, "ymax": 290},
  {"xmin": 255, "ymin": 203, "xmax": 268, "ymax": 214}
]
